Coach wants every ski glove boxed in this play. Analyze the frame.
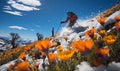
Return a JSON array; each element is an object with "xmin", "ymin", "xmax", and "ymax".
[{"xmin": 60, "ymin": 21, "xmax": 65, "ymax": 24}]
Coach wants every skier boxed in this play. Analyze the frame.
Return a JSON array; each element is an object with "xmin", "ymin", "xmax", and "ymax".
[{"xmin": 61, "ymin": 12, "xmax": 78, "ymax": 27}]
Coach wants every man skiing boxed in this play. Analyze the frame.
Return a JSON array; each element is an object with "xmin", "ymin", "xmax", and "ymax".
[{"xmin": 61, "ymin": 12, "xmax": 78, "ymax": 27}]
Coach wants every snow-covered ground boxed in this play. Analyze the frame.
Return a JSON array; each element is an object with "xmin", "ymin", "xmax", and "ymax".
[
  {"xmin": 75, "ymin": 61, "xmax": 120, "ymax": 71},
  {"xmin": 0, "ymin": 60, "xmax": 16, "ymax": 71}
]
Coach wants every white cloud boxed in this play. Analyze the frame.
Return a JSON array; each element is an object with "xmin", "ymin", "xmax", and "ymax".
[
  {"xmin": 4, "ymin": 10, "xmax": 23, "ymax": 16},
  {"xmin": 7, "ymin": 0, "xmax": 40, "ymax": 11},
  {"xmin": 8, "ymin": 26, "xmax": 27, "ymax": 30},
  {"xmin": 17, "ymin": 0, "xmax": 41, "ymax": 6},
  {"xmin": 3, "ymin": 6, "xmax": 12, "ymax": 10},
  {"xmin": 10, "ymin": 1, "xmax": 40, "ymax": 11},
  {"xmin": 3, "ymin": 0, "xmax": 41, "ymax": 16}
]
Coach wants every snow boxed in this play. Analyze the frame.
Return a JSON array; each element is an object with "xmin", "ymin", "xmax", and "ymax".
[
  {"xmin": 75, "ymin": 61, "xmax": 120, "ymax": 71},
  {"xmin": 56, "ymin": 17, "xmax": 102, "ymax": 45},
  {"xmin": 0, "ymin": 39, "xmax": 12, "ymax": 51},
  {"xmin": 0, "ymin": 60, "xmax": 15, "ymax": 71},
  {"xmin": 0, "ymin": 40, "xmax": 5, "ymax": 45},
  {"xmin": 105, "ymin": 10, "xmax": 120, "ymax": 26},
  {"xmin": 0, "ymin": 37, "xmax": 35, "ymax": 51},
  {"xmin": 75, "ymin": 62, "xmax": 94, "ymax": 71}
]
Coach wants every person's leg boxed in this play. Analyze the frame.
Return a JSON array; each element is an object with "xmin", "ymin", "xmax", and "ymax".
[
  {"xmin": 67, "ymin": 22, "xmax": 72, "ymax": 27},
  {"xmin": 67, "ymin": 22, "xmax": 75, "ymax": 27}
]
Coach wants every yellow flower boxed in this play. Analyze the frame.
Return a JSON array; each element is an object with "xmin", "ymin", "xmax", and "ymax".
[
  {"xmin": 57, "ymin": 49, "xmax": 75, "ymax": 61},
  {"xmin": 98, "ymin": 30, "xmax": 106, "ymax": 35},
  {"xmin": 103, "ymin": 35, "xmax": 116, "ymax": 45},
  {"xmin": 57, "ymin": 45, "xmax": 64, "ymax": 53}
]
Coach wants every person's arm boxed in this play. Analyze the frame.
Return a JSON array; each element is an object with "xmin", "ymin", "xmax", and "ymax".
[
  {"xmin": 61, "ymin": 17, "xmax": 70, "ymax": 24},
  {"xmin": 64, "ymin": 17, "xmax": 69, "ymax": 23}
]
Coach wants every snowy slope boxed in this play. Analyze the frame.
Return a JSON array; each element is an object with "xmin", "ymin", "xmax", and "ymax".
[
  {"xmin": 56, "ymin": 10, "xmax": 120, "ymax": 47},
  {"xmin": 0, "ymin": 36, "xmax": 35, "ymax": 52},
  {"xmin": 0, "ymin": 38, "xmax": 12, "ymax": 51},
  {"xmin": 55, "ymin": 17, "xmax": 101, "ymax": 48}
]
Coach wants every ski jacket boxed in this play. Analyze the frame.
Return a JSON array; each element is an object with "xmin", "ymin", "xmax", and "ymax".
[{"xmin": 64, "ymin": 13, "xmax": 78, "ymax": 23}]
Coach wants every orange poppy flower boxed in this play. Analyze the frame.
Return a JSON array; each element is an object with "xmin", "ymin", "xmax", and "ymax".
[
  {"xmin": 15, "ymin": 61, "xmax": 30, "ymax": 71},
  {"xmin": 35, "ymin": 41, "xmax": 42, "ymax": 50},
  {"xmin": 96, "ymin": 48, "xmax": 110, "ymax": 56},
  {"xmin": 8, "ymin": 64, "xmax": 14, "ymax": 70},
  {"xmin": 93, "ymin": 58, "xmax": 102, "ymax": 67},
  {"xmin": 115, "ymin": 16, "xmax": 120, "ymax": 21},
  {"xmin": 85, "ymin": 27, "xmax": 96, "ymax": 38},
  {"xmin": 40, "ymin": 39, "xmax": 51, "ymax": 49},
  {"xmin": 97, "ymin": 17, "xmax": 107, "ymax": 25},
  {"xmin": 72, "ymin": 40, "xmax": 85, "ymax": 52},
  {"xmin": 19, "ymin": 52, "xmax": 26, "ymax": 60},
  {"xmin": 115, "ymin": 22, "xmax": 120, "ymax": 29},
  {"xmin": 85, "ymin": 30, "xmax": 91, "ymax": 36},
  {"xmin": 35, "ymin": 39, "xmax": 51, "ymax": 50},
  {"xmin": 35, "ymin": 63, "xmax": 40, "ymax": 68},
  {"xmin": 48, "ymin": 53, "xmax": 56, "ymax": 62},
  {"xmin": 24, "ymin": 46, "xmax": 31, "ymax": 52},
  {"xmin": 84, "ymin": 39, "xmax": 94, "ymax": 50},
  {"xmin": 93, "ymin": 34, "xmax": 98, "ymax": 39},
  {"xmin": 41, "ymin": 52, "xmax": 46, "ymax": 57}
]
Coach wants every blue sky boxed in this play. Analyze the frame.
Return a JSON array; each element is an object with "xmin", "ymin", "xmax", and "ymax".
[{"xmin": 0, "ymin": 0, "xmax": 119, "ymax": 40}]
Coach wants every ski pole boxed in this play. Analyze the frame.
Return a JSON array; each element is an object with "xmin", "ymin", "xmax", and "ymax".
[{"xmin": 56, "ymin": 23, "xmax": 61, "ymax": 34}]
